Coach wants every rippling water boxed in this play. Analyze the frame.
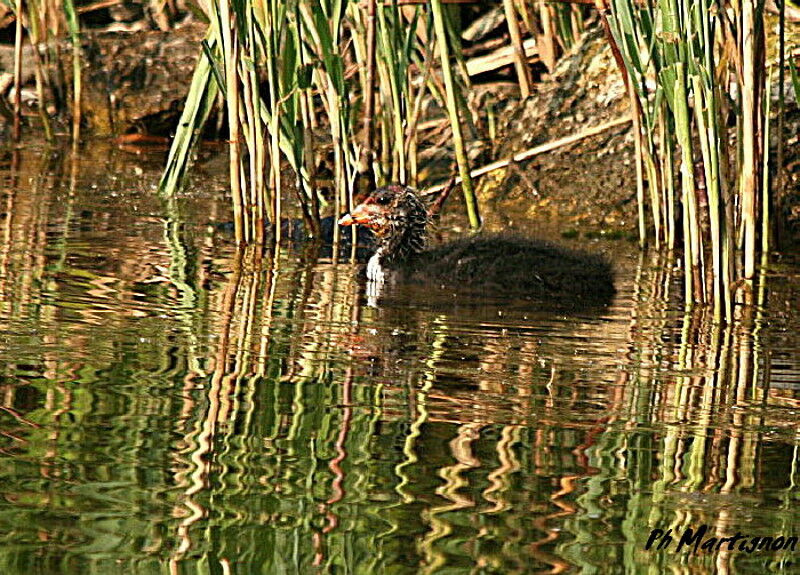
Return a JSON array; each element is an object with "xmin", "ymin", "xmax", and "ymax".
[{"xmin": 1, "ymin": 141, "xmax": 799, "ymax": 574}]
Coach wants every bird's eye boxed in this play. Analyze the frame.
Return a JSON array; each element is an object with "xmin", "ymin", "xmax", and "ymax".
[{"xmin": 376, "ymin": 195, "xmax": 391, "ymax": 205}]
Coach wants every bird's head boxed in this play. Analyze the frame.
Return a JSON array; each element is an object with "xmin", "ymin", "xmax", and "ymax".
[{"xmin": 338, "ymin": 185, "xmax": 428, "ymax": 264}]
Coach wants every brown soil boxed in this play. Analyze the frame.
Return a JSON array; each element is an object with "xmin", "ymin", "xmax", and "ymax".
[{"xmin": 475, "ymin": 26, "xmax": 638, "ymax": 239}]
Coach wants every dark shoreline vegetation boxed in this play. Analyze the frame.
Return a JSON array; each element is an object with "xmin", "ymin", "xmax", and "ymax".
[{"xmin": 1, "ymin": 2, "xmax": 800, "ymax": 574}]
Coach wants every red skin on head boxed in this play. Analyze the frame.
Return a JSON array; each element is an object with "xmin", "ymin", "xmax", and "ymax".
[{"xmin": 338, "ymin": 195, "xmax": 385, "ymax": 230}]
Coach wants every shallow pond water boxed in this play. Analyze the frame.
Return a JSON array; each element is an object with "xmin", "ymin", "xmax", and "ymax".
[{"xmin": 1, "ymin": 141, "xmax": 799, "ymax": 574}]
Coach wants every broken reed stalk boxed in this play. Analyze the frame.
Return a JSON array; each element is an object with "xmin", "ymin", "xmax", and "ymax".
[
  {"xmin": 219, "ymin": 0, "xmax": 245, "ymax": 245},
  {"xmin": 376, "ymin": 1, "xmax": 408, "ymax": 183},
  {"xmin": 158, "ymin": 49, "xmax": 218, "ymax": 196},
  {"xmin": 537, "ymin": 0, "xmax": 557, "ymax": 72},
  {"xmin": 776, "ymin": 0, "xmax": 785, "ymax": 201},
  {"xmin": 657, "ymin": 100, "xmax": 675, "ymax": 249},
  {"xmin": 424, "ymin": 115, "xmax": 632, "ymax": 194},
  {"xmin": 240, "ymin": 54, "xmax": 264, "ymax": 244},
  {"xmin": 672, "ymin": 63, "xmax": 704, "ymax": 305},
  {"xmin": 502, "ymin": 0, "xmax": 531, "ymax": 97},
  {"xmin": 12, "ymin": 0, "xmax": 23, "ymax": 140},
  {"xmin": 740, "ymin": 0, "xmax": 759, "ymax": 280},
  {"xmin": 360, "ymin": 0, "xmax": 378, "ymax": 181},
  {"xmin": 628, "ymin": 80, "xmax": 647, "ymax": 248},
  {"xmin": 691, "ymin": 74, "xmax": 725, "ymax": 319},
  {"xmin": 405, "ymin": 26, "xmax": 438, "ymax": 187},
  {"xmin": 430, "ymin": 0, "xmax": 481, "ymax": 229},
  {"xmin": 63, "ymin": 0, "xmax": 82, "ymax": 144},
  {"xmin": 262, "ymin": 0, "xmax": 280, "ymax": 244},
  {"xmin": 762, "ymin": 67, "xmax": 772, "ymax": 255},
  {"xmin": 298, "ymin": 21, "xmax": 321, "ymax": 236},
  {"xmin": 25, "ymin": 0, "xmax": 54, "ymax": 141}
]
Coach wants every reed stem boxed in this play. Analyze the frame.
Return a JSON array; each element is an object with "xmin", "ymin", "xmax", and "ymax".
[
  {"xmin": 360, "ymin": 0, "xmax": 378, "ymax": 183},
  {"xmin": 430, "ymin": 0, "xmax": 480, "ymax": 229},
  {"xmin": 219, "ymin": 0, "xmax": 244, "ymax": 244},
  {"xmin": 63, "ymin": 0, "xmax": 82, "ymax": 144},
  {"xmin": 12, "ymin": 0, "xmax": 23, "ymax": 140},
  {"xmin": 740, "ymin": 0, "xmax": 759, "ymax": 279},
  {"xmin": 502, "ymin": 0, "xmax": 531, "ymax": 97}
]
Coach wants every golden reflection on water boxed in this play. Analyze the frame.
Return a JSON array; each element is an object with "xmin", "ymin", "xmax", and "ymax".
[{"xmin": 0, "ymin": 142, "xmax": 799, "ymax": 574}]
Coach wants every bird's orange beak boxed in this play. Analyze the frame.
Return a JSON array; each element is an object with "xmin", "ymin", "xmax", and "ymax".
[
  {"xmin": 337, "ymin": 213, "xmax": 355, "ymax": 226},
  {"xmin": 338, "ymin": 202, "xmax": 381, "ymax": 229}
]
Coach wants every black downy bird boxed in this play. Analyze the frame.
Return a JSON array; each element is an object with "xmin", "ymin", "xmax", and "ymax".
[{"xmin": 338, "ymin": 185, "xmax": 615, "ymax": 307}]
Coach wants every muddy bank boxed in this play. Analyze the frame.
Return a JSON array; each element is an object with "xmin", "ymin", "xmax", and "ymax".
[
  {"xmin": 0, "ymin": 22, "xmax": 204, "ymax": 136},
  {"xmin": 475, "ymin": 26, "xmax": 637, "ymax": 239}
]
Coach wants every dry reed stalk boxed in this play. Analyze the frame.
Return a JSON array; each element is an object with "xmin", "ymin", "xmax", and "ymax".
[
  {"xmin": 63, "ymin": 0, "xmax": 82, "ymax": 143},
  {"xmin": 502, "ymin": 0, "xmax": 531, "ymax": 97},
  {"xmin": 12, "ymin": 0, "xmax": 23, "ymax": 140},
  {"xmin": 219, "ymin": 0, "xmax": 245, "ymax": 244},
  {"xmin": 360, "ymin": 0, "xmax": 377, "ymax": 182},
  {"xmin": 537, "ymin": 0, "xmax": 557, "ymax": 71},
  {"xmin": 424, "ymin": 115, "xmax": 632, "ymax": 193},
  {"xmin": 740, "ymin": 0, "xmax": 758, "ymax": 279},
  {"xmin": 628, "ymin": 80, "xmax": 647, "ymax": 247}
]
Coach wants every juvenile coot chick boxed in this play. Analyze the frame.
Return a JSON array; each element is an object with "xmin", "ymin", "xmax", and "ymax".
[{"xmin": 338, "ymin": 185, "xmax": 615, "ymax": 305}]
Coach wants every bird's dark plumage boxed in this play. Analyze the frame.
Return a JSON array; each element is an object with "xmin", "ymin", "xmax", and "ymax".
[{"xmin": 339, "ymin": 185, "xmax": 615, "ymax": 306}]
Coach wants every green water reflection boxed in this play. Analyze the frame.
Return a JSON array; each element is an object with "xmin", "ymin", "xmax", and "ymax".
[{"xmin": 0, "ymin": 142, "xmax": 799, "ymax": 574}]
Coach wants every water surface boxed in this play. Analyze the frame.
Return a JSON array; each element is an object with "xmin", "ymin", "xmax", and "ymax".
[{"xmin": 1, "ymin": 141, "xmax": 799, "ymax": 574}]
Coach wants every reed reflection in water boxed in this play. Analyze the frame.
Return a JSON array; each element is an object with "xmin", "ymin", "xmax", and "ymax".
[{"xmin": 0, "ymin": 143, "xmax": 798, "ymax": 574}]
